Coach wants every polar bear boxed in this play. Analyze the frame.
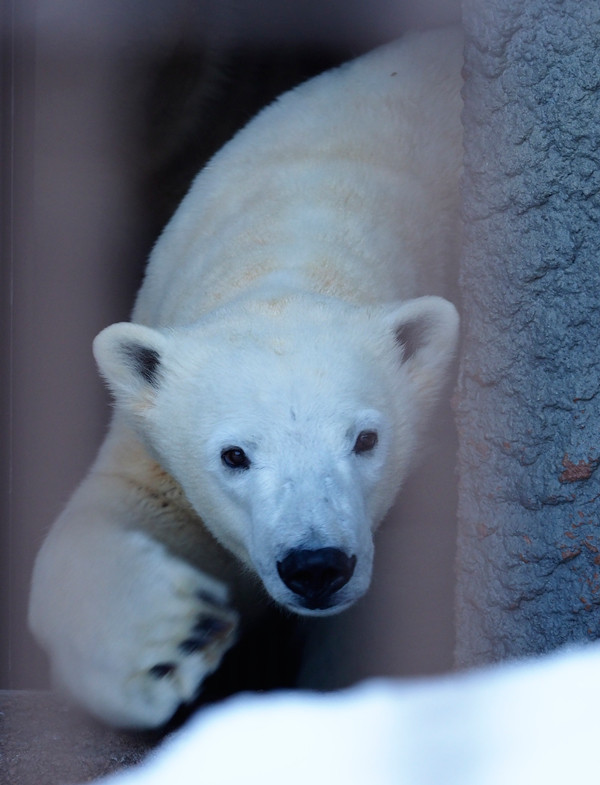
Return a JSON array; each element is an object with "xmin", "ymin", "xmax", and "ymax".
[{"xmin": 29, "ymin": 26, "xmax": 463, "ymax": 728}]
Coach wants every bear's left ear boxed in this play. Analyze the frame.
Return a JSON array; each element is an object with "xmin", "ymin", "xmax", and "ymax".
[
  {"xmin": 93, "ymin": 322, "xmax": 169, "ymax": 410},
  {"xmin": 383, "ymin": 296, "xmax": 459, "ymax": 403}
]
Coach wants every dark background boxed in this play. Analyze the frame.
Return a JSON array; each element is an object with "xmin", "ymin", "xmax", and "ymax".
[{"xmin": 1, "ymin": 0, "xmax": 461, "ymax": 690}]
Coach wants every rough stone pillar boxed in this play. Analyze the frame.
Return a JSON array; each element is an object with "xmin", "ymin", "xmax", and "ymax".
[{"xmin": 456, "ymin": 0, "xmax": 600, "ymax": 665}]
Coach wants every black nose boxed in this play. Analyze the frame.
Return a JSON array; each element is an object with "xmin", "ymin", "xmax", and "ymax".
[{"xmin": 277, "ymin": 548, "xmax": 357, "ymax": 609}]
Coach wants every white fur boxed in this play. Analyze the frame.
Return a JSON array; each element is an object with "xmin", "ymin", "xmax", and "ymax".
[
  {"xmin": 87, "ymin": 643, "xmax": 600, "ymax": 785},
  {"xmin": 29, "ymin": 27, "xmax": 463, "ymax": 727}
]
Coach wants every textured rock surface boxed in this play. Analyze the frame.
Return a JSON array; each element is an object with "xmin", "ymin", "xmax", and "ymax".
[
  {"xmin": 456, "ymin": 0, "xmax": 600, "ymax": 665},
  {"xmin": 0, "ymin": 691, "xmax": 157, "ymax": 785}
]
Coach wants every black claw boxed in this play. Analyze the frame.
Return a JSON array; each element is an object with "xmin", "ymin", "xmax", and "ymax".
[
  {"xmin": 148, "ymin": 662, "xmax": 176, "ymax": 679},
  {"xmin": 177, "ymin": 617, "xmax": 233, "ymax": 656},
  {"xmin": 196, "ymin": 589, "xmax": 228, "ymax": 608},
  {"xmin": 178, "ymin": 637, "xmax": 206, "ymax": 655},
  {"xmin": 193, "ymin": 617, "xmax": 232, "ymax": 638}
]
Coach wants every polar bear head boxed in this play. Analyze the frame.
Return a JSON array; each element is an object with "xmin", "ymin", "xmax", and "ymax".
[{"xmin": 94, "ymin": 294, "xmax": 458, "ymax": 616}]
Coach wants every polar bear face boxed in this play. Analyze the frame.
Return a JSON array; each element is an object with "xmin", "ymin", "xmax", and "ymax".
[{"xmin": 94, "ymin": 295, "xmax": 457, "ymax": 616}]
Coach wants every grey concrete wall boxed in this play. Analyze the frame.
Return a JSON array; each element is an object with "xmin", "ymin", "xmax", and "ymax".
[
  {"xmin": 1, "ymin": 11, "xmax": 145, "ymax": 691},
  {"xmin": 456, "ymin": 0, "xmax": 600, "ymax": 665}
]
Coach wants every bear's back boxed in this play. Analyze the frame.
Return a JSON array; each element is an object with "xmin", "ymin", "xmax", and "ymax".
[{"xmin": 133, "ymin": 27, "xmax": 463, "ymax": 327}]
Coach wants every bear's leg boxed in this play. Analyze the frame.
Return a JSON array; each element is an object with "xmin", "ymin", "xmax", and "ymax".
[{"xmin": 28, "ymin": 468, "xmax": 239, "ymax": 728}]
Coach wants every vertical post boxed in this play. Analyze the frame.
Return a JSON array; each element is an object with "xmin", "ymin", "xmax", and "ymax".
[
  {"xmin": 456, "ymin": 0, "xmax": 600, "ymax": 665},
  {"xmin": 1, "ymin": 5, "xmax": 143, "ymax": 688}
]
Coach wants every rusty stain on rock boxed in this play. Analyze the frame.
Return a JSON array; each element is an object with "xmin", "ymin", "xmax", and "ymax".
[{"xmin": 559, "ymin": 454, "xmax": 596, "ymax": 484}]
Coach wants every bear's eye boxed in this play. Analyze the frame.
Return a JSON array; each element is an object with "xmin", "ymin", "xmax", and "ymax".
[
  {"xmin": 353, "ymin": 430, "xmax": 378, "ymax": 454},
  {"xmin": 221, "ymin": 447, "xmax": 251, "ymax": 470}
]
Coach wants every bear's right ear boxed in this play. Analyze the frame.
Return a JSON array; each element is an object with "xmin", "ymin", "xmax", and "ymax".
[{"xmin": 93, "ymin": 322, "xmax": 169, "ymax": 409}]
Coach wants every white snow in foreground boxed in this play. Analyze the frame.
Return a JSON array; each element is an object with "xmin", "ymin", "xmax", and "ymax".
[{"xmin": 91, "ymin": 642, "xmax": 600, "ymax": 785}]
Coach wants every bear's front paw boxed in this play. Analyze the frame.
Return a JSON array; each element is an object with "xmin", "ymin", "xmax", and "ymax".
[
  {"xmin": 108, "ymin": 564, "xmax": 239, "ymax": 729},
  {"xmin": 47, "ymin": 532, "xmax": 240, "ymax": 729},
  {"xmin": 141, "ymin": 590, "xmax": 238, "ymax": 713}
]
